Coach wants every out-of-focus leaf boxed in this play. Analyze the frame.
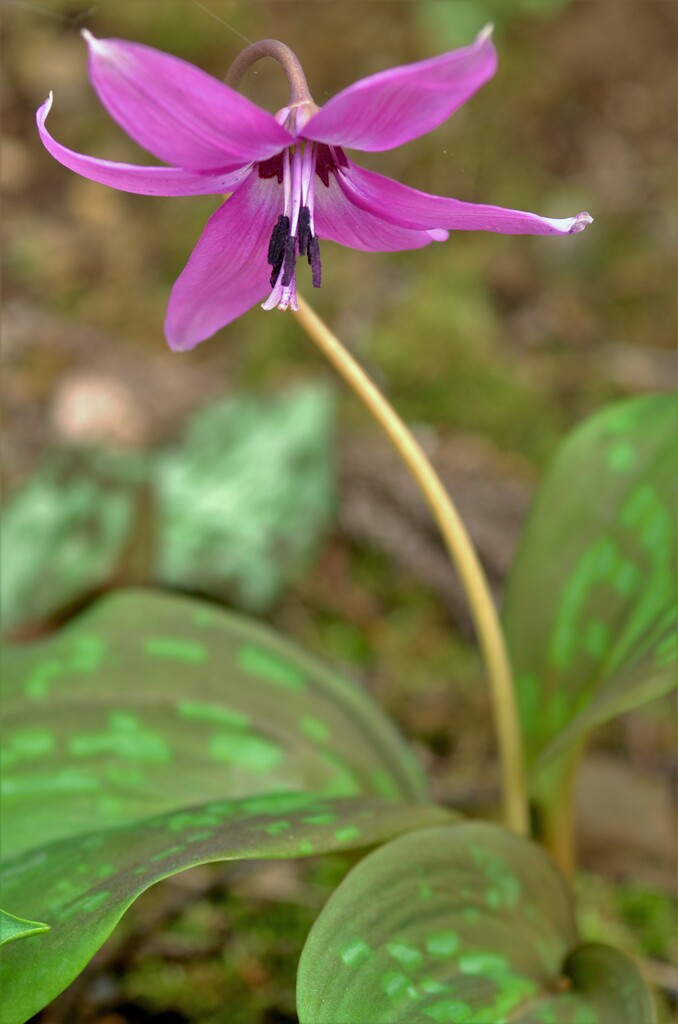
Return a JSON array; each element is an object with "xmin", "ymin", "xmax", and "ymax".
[
  {"xmin": 0, "ymin": 909, "xmax": 49, "ymax": 947},
  {"xmin": 1, "ymin": 385, "xmax": 336, "ymax": 635},
  {"xmin": 417, "ymin": 0, "xmax": 569, "ymax": 45},
  {"xmin": 0, "ymin": 449, "xmax": 151, "ymax": 635},
  {"xmin": 297, "ymin": 822, "xmax": 655, "ymax": 1024},
  {"xmin": 156, "ymin": 385, "xmax": 336, "ymax": 611},
  {"xmin": 2, "ymin": 589, "xmax": 429, "ymax": 861},
  {"xmin": 1, "ymin": 792, "xmax": 450, "ymax": 1024},
  {"xmin": 503, "ymin": 396, "xmax": 676, "ymax": 770}
]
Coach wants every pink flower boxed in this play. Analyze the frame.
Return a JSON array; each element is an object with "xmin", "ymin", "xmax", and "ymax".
[{"xmin": 37, "ymin": 30, "xmax": 592, "ymax": 351}]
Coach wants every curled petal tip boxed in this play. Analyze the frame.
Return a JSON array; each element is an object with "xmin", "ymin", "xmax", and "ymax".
[
  {"xmin": 478, "ymin": 23, "xmax": 495, "ymax": 43},
  {"xmin": 569, "ymin": 211, "xmax": 594, "ymax": 233},
  {"xmin": 80, "ymin": 28, "xmax": 96, "ymax": 46}
]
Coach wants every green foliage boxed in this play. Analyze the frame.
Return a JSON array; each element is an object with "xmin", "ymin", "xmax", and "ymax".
[
  {"xmin": 2, "ymin": 589, "xmax": 429, "ymax": 861},
  {"xmin": 417, "ymin": 0, "xmax": 571, "ymax": 47},
  {"xmin": 0, "ymin": 910, "xmax": 49, "ymax": 947},
  {"xmin": 0, "ymin": 449, "xmax": 150, "ymax": 634},
  {"xmin": 297, "ymin": 822, "xmax": 655, "ymax": 1023},
  {"xmin": 0, "ymin": 588, "xmax": 447, "ymax": 1021},
  {"xmin": 0, "ymin": 385, "xmax": 336, "ymax": 635},
  {"xmin": 1, "ymin": 792, "xmax": 448, "ymax": 1024},
  {"xmin": 156, "ymin": 384, "xmax": 336, "ymax": 611},
  {"xmin": 503, "ymin": 395, "xmax": 677, "ymax": 771}
]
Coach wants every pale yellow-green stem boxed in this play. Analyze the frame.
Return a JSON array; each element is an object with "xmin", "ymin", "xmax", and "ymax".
[{"xmin": 293, "ymin": 295, "xmax": 528, "ymax": 836}]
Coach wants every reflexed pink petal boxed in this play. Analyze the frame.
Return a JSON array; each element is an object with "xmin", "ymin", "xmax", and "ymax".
[
  {"xmin": 36, "ymin": 95, "xmax": 252, "ymax": 196},
  {"xmin": 302, "ymin": 27, "xmax": 496, "ymax": 152},
  {"xmin": 314, "ymin": 174, "xmax": 447, "ymax": 252},
  {"xmin": 165, "ymin": 170, "xmax": 281, "ymax": 350},
  {"xmin": 82, "ymin": 32, "xmax": 293, "ymax": 171},
  {"xmin": 336, "ymin": 161, "xmax": 594, "ymax": 235}
]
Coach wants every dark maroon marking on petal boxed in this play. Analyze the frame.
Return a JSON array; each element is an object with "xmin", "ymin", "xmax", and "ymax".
[
  {"xmin": 298, "ymin": 206, "xmax": 311, "ymax": 255},
  {"xmin": 267, "ymin": 214, "xmax": 290, "ymax": 286},
  {"xmin": 332, "ymin": 146, "xmax": 349, "ymax": 169},
  {"xmin": 281, "ymin": 235, "xmax": 297, "ymax": 286},
  {"xmin": 308, "ymin": 236, "xmax": 322, "ymax": 288},
  {"xmin": 315, "ymin": 145, "xmax": 335, "ymax": 188},
  {"xmin": 258, "ymin": 153, "xmax": 284, "ymax": 182}
]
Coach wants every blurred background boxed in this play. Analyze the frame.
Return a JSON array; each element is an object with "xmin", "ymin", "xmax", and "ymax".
[{"xmin": 2, "ymin": 0, "xmax": 677, "ymax": 1021}]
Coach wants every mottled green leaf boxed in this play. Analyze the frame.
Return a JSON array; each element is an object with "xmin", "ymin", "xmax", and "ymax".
[
  {"xmin": 0, "ymin": 909, "xmax": 49, "ymax": 947},
  {"xmin": 2, "ymin": 589, "xmax": 428, "ymax": 861},
  {"xmin": 503, "ymin": 396, "xmax": 676, "ymax": 769},
  {"xmin": 1, "ymin": 386, "xmax": 335, "ymax": 636},
  {"xmin": 156, "ymin": 385, "xmax": 336, "ymax": 611},
  {"xmin": 0, "ymin": 792, "xmax": 450, "ymax": 1024},
  {"xmin": 0, "ymin": 448, "xmax": 150, "ymax": 636},
  {"xmin": 297, "ymin": 822, "xmax": 655, "ymax": 1024}
]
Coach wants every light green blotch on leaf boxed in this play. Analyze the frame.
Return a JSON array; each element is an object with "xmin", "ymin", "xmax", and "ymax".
[
  {"xmin": 425, "ymin": 931, "xmax": 459, "ymax": 958},
  {"xmin": 149, "ymin": 845, "xmax": 185, "ymax": 863},
  {"xmin": 387, "ymin": 941, "xmax": 423, "ymax": 968},
  {"xmin": 338, "ymin": 936, "xmax": 372, "ymax": 968},
  {"xmin": 301, "ymin": 812, "xmax": 335, "ymax": 825},
  {"xmin": 607, "ymin": 441, "xmax": 635, "ymax": 472},
  {"xmin": 419, "ymin": 881, "xmax": 433, "ymax": 901},
  {"xmin": 264, "ymin": 820, "xmax": 290, "ymax": 835},
  {"xmin": 382, "ymin": 970, "xmax": 416, "ymax": 1000},
  {"xmin": 423, "ymin": 999, "xmax": 472, "ymax": 1022},
  {"xmin": 461, "ymin": 907, "xmax": 481, "ymax": 923},
  {"xmin": 334, "ymin": 826, "xmax": 360, "ymax": 844},
  {"xmin": 550, "ymin": 538, "xmax": 620, "ymax": 672},
  {"xmin": 178, "ymin": 700, "xmax": 249, "ymax": 730},
  {"xmin": 238, "ymin": 644, "xmax": 306, "ymax": 690},
  {"xmin": 209, "ymin": 731, "xmax": 282, "ymax": 773},
  {"xmin": 145, "ymin": 638, "xmax": 207, "ymax": 663},
  {"xmin": 421, "ymin": 979, "xmax": 448, "ymax": 995},
  {"xmin": 298, "ymin": 840, "xmax": 315, "ymax": 855},
  {"xmin": 458, "ymin": 952, "xmax": 509, "ymax": 975},
  {"xmin": 241, "ymin": 793, "xmax": 315, "ymax": 815},
  {"xmin": 2, "ymin": 728, "xmax": 54, "ymax": 767},
  {"xmin": 69, "ymin": 712, "xmax": 171, "ymax": 764},
  {"xmin": 61, "ymin": 891, "xmax": 110, "ymax": 919},
  {"xmin": 300, "ymin": 715, "xmax": 330, "ymax": 743},
  {"xmin": 470, "ymin": 846, "xmax": 521, "ymax": 908},
  {"xmin": 185, "ymin": 830, "xmax": 213, "ymax": 843},
  {"xmin": 1, "ymin": 768, "xmax": 98, "ymax": 797}
]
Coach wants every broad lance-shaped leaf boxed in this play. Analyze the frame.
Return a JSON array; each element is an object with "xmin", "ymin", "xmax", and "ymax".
[
  {"xmin": 0, "ymin": 909, "xmax": 49, "ymax": 947},
  {"xmin": 0, "ymin": 792, "xmax": 452, "ymax": 1024},
  {"xmin": 297, "ymin": 822, "xmax": 655, "ymax": 1024},
  {"xmin": 2, "ymin": 589, "xmax": 429, "ymax": 861},
  {"xmin": 502, "ymin": 395, "xmax": 676, "ymax": 770}
]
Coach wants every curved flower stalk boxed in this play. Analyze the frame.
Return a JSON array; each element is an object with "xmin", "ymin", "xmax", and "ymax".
[{"xmin": 37, "ymin": 29, "xmax": 592, "ymax": 350}]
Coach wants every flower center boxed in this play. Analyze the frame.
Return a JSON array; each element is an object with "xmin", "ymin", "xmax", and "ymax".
[{"xmin": 262, "ymin": 141, "xmax": 321, "ymax": 312}]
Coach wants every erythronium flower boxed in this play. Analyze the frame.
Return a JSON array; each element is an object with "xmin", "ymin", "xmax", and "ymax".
[{"xmin": 37, "ymin": 29, "xmax": 592, "ymax": 351}]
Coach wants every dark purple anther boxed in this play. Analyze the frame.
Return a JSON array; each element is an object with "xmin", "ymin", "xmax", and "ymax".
[
  {"xmin": 298, "ymin": 206, "xmax": 311, "ymax": 256},
  {"xmin": 308, "ymin": 235, "xmax": 322, "ymax": 288},
  {"xmin": 267, "ymin": 214, "xmax": 290, "ymax": 285},
  {"xmin": 281, "ymin": 234, "xmax": 297, "ymax": 287}
]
